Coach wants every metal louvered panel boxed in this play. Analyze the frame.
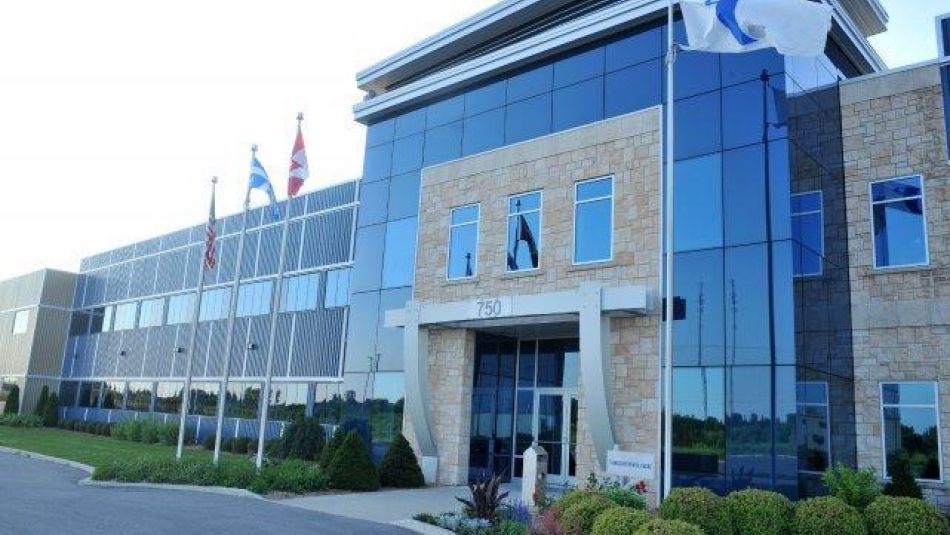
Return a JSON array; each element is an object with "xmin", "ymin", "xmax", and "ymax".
[
  {"xmin": 111, "ymin": 244, "xmax": 136, "ymax": 264},
  {"xmin": 118, "ymin": 329, "xmax": 147, "ymax": 377},
  {"xmin": 271, "ymin": 314, "xmax": 294, "ymax": 378},
  {"xmin": 82, "ymin": 270, "xmax": 107, "ymax": 307},
  {"xmin": 241, "ymin": 231, "xmax": 260, "ymax": 279},
  {"xmin": 243, "ymin": 317, "xmax": 270, "ymax": 377},
  {"xmin": 94, "ymin": 332, "xmax": 118, "ymax": 377},
  {"xmin": 144, "ymin": 325, "xmax": 177, "ymax": 378},
  {"xmin": 72, "ymin": 275, "xmax": 87, "ymax": 308},
  {"xmin": 301, "ymin": 208, "xmax": 354, "ymax": 269},
  {"xmin": 284, "ymin": 220, "xmax": 303, "ymax": 272},
  {"xmin": 230, "ymin": 318, "xmax": 249, "ymax": 378},
  {"xmin": 191, "ymin": 322, "xmax": 213, "ymax": 377},
  {"xmin": 161, "ymin": 228, "xmax": 191, "ymax": 251},
  {"xmin": 290, "ymin": 308, "xmax": 345, "ymax": 378},
  {"xmin": 130, "ymin": 257, "xmax": 158, "ymax": 298},
  {"xmin": 183, "ymin": 244, "xmax": 202, "ymax": 289},
  {"xmin": 105, "ymin": 263, "xmax": 131, "ymax": 302},
  {"xmin": 205, "ymin": 319, "xmax": 228, "ymax": 377},
  {"xmin": 171, "ymin": 325, "xmax": 190, "ymax": 377},
  {"xmin": 134, "ymin": 237, "xmax": 161, "ymax": 257},
  {"xmin": 155, "ymin": 250, "xmax": 187, "ymax": 294},
  {"xmin": 307, "ymin": 181, "xmax": 358, "ymax": 213},
  {"xmin": 256, "ymin": 226, "xmax": 282, "ymax": 277},
  {"xmin": 216, "ymin": 236, "xmax": 238, "ymax": 285}
]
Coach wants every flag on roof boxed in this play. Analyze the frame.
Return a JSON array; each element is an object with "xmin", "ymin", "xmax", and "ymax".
[
  {"xmin": 681, "ymin": 0, "xmax": 833, "ymax": 57},
  {"xmin": 288, "ymin": 116, "xmax": 309, "ymax": 197},
  {"xmin": 249, "ymin": 149, "xmax": 280, "ymax": 220}
]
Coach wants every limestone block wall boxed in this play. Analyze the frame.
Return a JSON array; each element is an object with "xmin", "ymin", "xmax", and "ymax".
[{"xmin": 840, "ymin": 64, "xmax": 950, "ymax": 509}]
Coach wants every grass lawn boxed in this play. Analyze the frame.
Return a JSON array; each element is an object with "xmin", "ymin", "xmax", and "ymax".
[{"xmin": 0, "ymin": 426, "xmax": 250, "ymax": 469}]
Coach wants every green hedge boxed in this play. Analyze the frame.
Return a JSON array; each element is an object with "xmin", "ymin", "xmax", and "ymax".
[
  {"xmin": 727, "ymin": 489, "xmax": 794, "ymax": 535},
  {"xmin": 110, "ymin": 420, "xmax": 195, "ymax": 446},
  {"xmin": 561, "ymin": 493, "xmax": 616, "ymax": 535},
  {"xmin": 659, "ymin": 487, "xmax": 733, "ymax": 535},
  {"xmin": 864, "ymin": 496, "xmax": 949, "ymax": 535},
  {"xmin": 319, "ymin": 427, "xmax": 347, "ymax": 469},
  {"xmin": 591, "ymin": 506, "xmax": 651, "ymax": 535},
  {"xmin": 793, "ymin": 496, "xmax": 866, "ymax": 535},
  {"xmin": 634, "ymin": 519, "xmax": 705, "ymax": 535},
  {"xmin": 0, "ymin": 414, "xmax": 42, "ymax": 427},
  {"xmin": 92, "ymin": 457, "xmax": 328, "ymax": 495},
  {"xmin": 3, "ymin": 385, "xmax": 19, "ymax": 414}
]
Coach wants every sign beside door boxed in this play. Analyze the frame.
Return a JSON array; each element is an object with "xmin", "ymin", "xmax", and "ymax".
[{"xmin": 606, "ymin": 449, "xmax": 655, "ymax": 481}]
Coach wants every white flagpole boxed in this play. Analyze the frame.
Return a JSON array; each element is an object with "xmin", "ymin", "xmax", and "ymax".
[
  {"xmin": 212, "ymin": 149, "xmax": 256, "ymax": 465},
  {"xmin": 255, "ymin": 114, "xmax": 303, "ymax": 468},
  {"xmin": 662, "ymin": 0, "xmax": 677, "ymax": 500},
  {"xmin": 177, "ymin": 176, "xmax": 217, "ymax": 460}
]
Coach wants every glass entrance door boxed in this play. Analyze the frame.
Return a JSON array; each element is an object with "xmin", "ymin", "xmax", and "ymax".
[{"xmin": 533, "ymin": 390, "xmax": 578, "ymax": 485}]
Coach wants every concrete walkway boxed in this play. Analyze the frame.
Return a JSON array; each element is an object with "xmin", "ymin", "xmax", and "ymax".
[{"xmin": 281, "ymin": 485, "xmax": 471, "ymax": 523}]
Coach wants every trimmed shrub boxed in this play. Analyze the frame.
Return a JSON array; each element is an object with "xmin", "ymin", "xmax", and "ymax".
[
  {"xmin": 794, "ymin": 496, "xmax": 866, "ymax": 535},
  {"xmin": 727, "ymin": 489, "xmax": 794, "ymax": 535},
  {"xmin": 202, "ymin": 434, "xmax": 217, "ymax": 451},
  {"xmin": 140, "ymin": 422, "xmax": 160, "ymax": 444},
  {"xmin": 326, "ymin": 430, "xmax": 380, "ymax": 491},
  {"xmin": 634, "ymin": 519, "xmax": 705, "ymax": 535},
  {"xmin": 883, "ymin": 457, "xmax": 923, "ymax": 499},
  {"xmin": 603, "ymin": 487, "xmax": 647, "ymax": 510},
  {"xmin": 557, "ymin": 490, "xmax": 601, "ymax": 513},
  {"xmin": 249, "ymin": 460, "xmax": 328, "ymax": 494},
  {"xmin": 3, "ymin": 384, "xmax": 20, "ymax": 414},
  {"xmin": 264, "ymin": 438, "xmax": 283, "ymax": 459},
  {"xmin": 823, "ymin": 464, "xmax": 880, "ymax": 510},
  {"xmin": 379, "ymin": 434, "xmax": 425, "ymax": 488},
  {"xmin": 560, "ymin": 493, "xmax": 615, "ymax": 535},
  {"xmin": 0, "ymin": 414, "xmax": 42, "ymax": 427},
  {"xmin": 864, "ymin": 496, "xmax": 949, "ymax": 535},
  {"xmin": 660, "ymin": 487, "xmax": 733, "ymax": 535},
  {"xmin": 591, "ymin": 506, "xmax": 651, "ymax": 535},
  {"xmin": 34, "ymin": 386, "xmax": 49, "ymax": 417},
  {"xmin": 281, "ymin": 417, "xmax": 326, "ymax": 461},
  {"xmin": 319, "ymin": 427, "xmax": 347, "ymax": 469},
  {"xmin": 230, "ymin": 437, "xmax": 250, "ymax": 454},
  {"xmin": 42, "ymin": 393, "xmax": 59, "ymax": 427}
]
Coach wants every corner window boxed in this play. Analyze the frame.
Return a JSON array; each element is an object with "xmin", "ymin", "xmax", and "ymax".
[
  {"xmin": 112, "ymin": 302, "xmax": 138, "ymax": 331},
  {"xmin": 199, "ymin": 288, "xmax": 230, "ymax": 321},
  {"xmin": 281, "ymin": 274, "xmax": 317, "ymax": 313},
  {"xmin": 507, "ymin": 191, "xmax": 542, "ymax": 272},
  {"xmin": 11, "ymin": 310, "xmax": 29, "ymax": 335},
  {"xmin": 166, "ymin": 293, "xmax": 195, "ymax": 325},
  {"xmin": 448, "ymin": 204, "xmax": 479, "ymax": 279},
  {"xmin": 574, "ymin": 177, "xmax": 613, "ymax": 264},
  {"xmin": 870, "ymin": 176, "xmax": 929, "ymax": 269},
  {"xmin": 791, "ymin": 191, "xmax": 823, "ymax": 276},
  {"xmin": 881, "ymin": 382, "xmax": 942, "ymax": 481},
  {"xmin": 138, "ymin": 298, "xmax": 165, "ymax": 328},
  {"xmin": 797, "ymin": 382, "xmax": 830, "ymax": 472},
  {"xmin": 324, "ymin": 269, "xmax": 351, "ymax": 309},
  {"xmin": 238, "ymin": 280, "xmax": 273, "ymax": 317}
]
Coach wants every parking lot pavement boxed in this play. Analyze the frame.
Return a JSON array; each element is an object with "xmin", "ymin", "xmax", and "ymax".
[{"xmin": 0, "ymin": 452, "xmax": 412, "ymax": 535}]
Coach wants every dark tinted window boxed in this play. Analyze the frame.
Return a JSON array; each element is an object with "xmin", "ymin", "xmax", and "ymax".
[
  {"xmin": 389, "ymin": 171, "xmax": 421, "ymax": 221},
  {"xmin": 605, "ymin": 26, "xmax": 663, "ymax": 72},
  {"xmin": 675, "ymin": 91, "xmax": 722, "ymax": 159},
  {"xmin": 362, "ymin": 143, "xmax": 392, "ymax": 182},
  {"xmin": 723, "ymin": 145, "xmax": 767, "ymax": 246},
  {"xmin": 674, "ymin": 153, "xmax": 722, "ymax": 251},
  {"xmin": 466, "ymin": 80, "xmax": 506, "ymax": 116},
  {"xmin": 448, "ymin": 205, "xmax": 479, "ymax": 279},
  {"xmin": 605, "ymin": 59, "xmax": 662, "ymax": 118},
  {"xmin": 553, "ymin": 77, "xmax": 604, "ymax": 131},
  {"xmin": 391, "ymin": 134, "xmax": 424, "ymax": 175},
  {"xmin": 508, "ymin": 64, "xmax": 553, "ymax": 103},
  {"xmin": 463, "ymin": 108, "xmax": 505, "ymax": 155},
  {"xmin": 554, "ymin": 47, "xmax": 604, "ymax": 88},
  {"xmin": 506, "ymin": 94, "xmax": 552, "ymax": 144},
  {"xmin": 507, "ymin": 192, "xmax": 542, "ymax": 272},
  {"xmin": 424, "ymin": 122, "xmax": 463, "ymax": 166}
]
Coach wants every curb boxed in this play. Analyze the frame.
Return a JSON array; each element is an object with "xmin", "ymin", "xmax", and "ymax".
[
  {"xmin": 79, "ymin": 478, "xmax": 262, "ymax": 500},
  {"xmin": 0, "ymin": 445, "xmax": 94, "ymax": 473},
  {"xmin": 0, "ymin": 446, "xmax": 260, "ymax": 500},
  {"xmin": 391, "ymin": 519, "xmax": 456, "ymax": 535}
]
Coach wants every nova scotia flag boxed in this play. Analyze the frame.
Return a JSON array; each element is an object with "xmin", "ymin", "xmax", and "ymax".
[
  {"xmin": 681, "ymin": 0, "xmax": 833, "ymax": 57},
  {"xmin": 249, "ymin": 152, "xmax": 281, "ymax": 220}
]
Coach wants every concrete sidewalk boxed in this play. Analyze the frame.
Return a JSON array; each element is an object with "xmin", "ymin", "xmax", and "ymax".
[{"xmin": 279, "ymin": 485, "xmax": 471, "ymax": 524}]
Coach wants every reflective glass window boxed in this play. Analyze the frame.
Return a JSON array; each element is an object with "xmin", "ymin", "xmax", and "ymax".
[
  {"xmin": 324, "ymin": 269, "xmax": 351, "ymax": 308},
  {"xmin": 224, "ymin": 382, "xmax": 261, "ymax": 419},
  {"xmin": 507, "ymin": 65, "xmax": 553, "ymax": 103},
  {"xmin": 675, "ymin": 91, "xmax": 722, "ymax": 159},
  {"xmin": 448, "ymin": 204, "xmax": 479, "ymax": 279},
  {"xmin": 507, "ymin": 192, "xmax": 542, "ymax": 272},
  {"xmin": 199, "ymin": 288, "xmax": 230, "ymax": 321},
  {"xmin": 166, "ymin": 293, "xmax": 195, "ymax": 325},
  {"xmin": 723, "ymin": 145, "xmax": 767, "ymax": 246},
  {"xmin": 362, "ymin": 143, "xmax": 392, "ymax": 182},
  {"xmin": 726, "ymin": 245, "xmax": 772, "ymax": 365},
  {"xmin": 389, "ymin": 171, "xmax": 421, "ymax": 221},
  {"xmin": 553, "ymin": 77, "xmax": 604, "ymax": 131},
  {"xmin": 424, "ymin": 122, "xmax": 463, "ymax": 166},
  {"xmin": 605, "ymin": 26, "xmax": 663, "ymax": 72},
  {"xmin": 382, "ymin": 217, "xmax": 418, "ymax": 288},
  {"xmin": 127, "ymin": 382, "xmax": 152, "ymax": 412},
  {"xmin": 11, "ymin": 310, "xmax": 29, "ymax": 335},
  {"xmin": 394, "ymin": 108, "xmax": 426, "ymax": 138},
  {"xmin": 369, "ymin": 372, "xmax": 405, "ymax": 443},
  {"xmin": 366, "ymin": 118, "xmax": 394, "ymax": 147},
  {"xmin": 267, "ymin": 382, "xmax": 308, "ymax": 422},
  {"xmin": 574, "ymin": 177, "xmax": 613, "ymax": 264},
  {"xmin": 358, "ymin": 180, "xmax": 389, "ymax": 228},
  {"xmin": 138, "ymin": 298, "xmax": 165, "ymax": 328},
  {"xmin": 505, "ymin": 94, "xmax": 552, "ymax": 145},
  {"xmin": 428, "ymin": 95, "xmax": 464, "ymax": 128},
  {"xmin": 797, "ymin": 382, "xmax": 830, "ymax": 472},
  {"xmin": 280, "ymin": 274, "xmax": 317, "ymax": 313},
  {"xmin": 728, "ymin": 367, "xmax": 773, "ymax": 490},
  {"xmin": 722, "ymin": 79, "xmax": 786, "ymax": 150},
  {"xmin": 155, "ymin": 382, "xmax": 183, "ymax": 414},
  {"xmin": 674, "ymin": 51, "xmax": 720, "ymax": 99},
  {"xmin": 672, "ymin": 367, "xmax": 726, "ymax": 487},
  {"xmin": 58, "ymin": 382, "xmax": 79, "ymax": 407},
  {"xmin": 350, "ymin": 224, "xmax": 385, "ymax": 293},
  {"xmin": 68, "ymin": 311, "xmax": 90, "ymax": 336},
  {"xmin": 791, "ymin": 191, "xmax": 823, "ymax": 276},
  {"xmin": 78, "ymin": 381, "xmax": 102, "ymax": 408},
  {"xmin": 101, "ymin": 306, "xmax": 114, "ymax": 333},
  {"xmin": 882, "ymin": 382, "xmax": 941, "ymax": 480},
  {"xmin": 391, "ymin": 134, "xmax": 424, "ymax": 175},
  {"xmin": 553, "ymin": 47, "xmax": 604, "ymax": 88},
  {"xmin": 101, "ymin": 381, "xmax": 126, "ymax": 410},
  {"xmin": 188, "ymin": 382, "xmax": 219, "ymax": 416},
  {"xmin": 605, "ymin": 59, "xmax": 662, "ymax": 118},
  {"xmin": 721, "ymin": 48, "xmax": 783, "ymax": 87},
  {"xmin": 674, "ymin": 153, "xmax": 723, "ymax": 251},
  {"xmin": 113, "ymin": 302, "xmax": 138, "ymax": 331},
  {"xmin": 673, "ymin": 249, "xmax": 725, "ymax": 366},
  {"xmin": 871, "ymin": 176, "xmax": 928, "ymax": 268},
  {"xmin": 463, "ymin": 108, "xmax": 505, "ymax": 156},
  {"xmin": 465, "ymin": 80, "xmax": 506, "ymax": 116}
]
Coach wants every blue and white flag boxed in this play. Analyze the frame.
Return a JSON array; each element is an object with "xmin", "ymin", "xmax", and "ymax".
[
  {"xmin": 249, "ymin": 152, "xmax": 281, "ymax": 220},
  {"xmin": 681, "ymin": 0, "xmax": 833, "ymax": 57}
]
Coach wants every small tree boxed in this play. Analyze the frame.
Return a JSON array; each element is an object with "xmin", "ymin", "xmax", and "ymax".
[
  {"xmin": 34, "ymin": 386, "xmax": 49, "ymax": 417},
  {"xmin": 319, "ymin": 427, "xmax": 347, "ymax": 469},
  {"xmin": 3, "ymin": 385, "xmax": 20, "ymax": 415},
  {"xmin": 42, "ymin": 393, "xmax": 59, "ymax": 427},
  {"xmin": 327, "ymin": 430, "xmax": 380, "ymax": 491},
  {"xmin": 281, "ymin": 417, "xmax": 326, "ymax": 461},
  {"xmin": 884, "ymin": 456, "xmax": 923, "ymax": 499},
  {"xmin": 379, "ymin": 434, "xmax": 425, "ymax": 488}
]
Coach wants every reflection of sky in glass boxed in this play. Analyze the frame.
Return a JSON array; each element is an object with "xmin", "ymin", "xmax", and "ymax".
[{"xmin": 673, "ymin": 368, "xmax": 725, "ymax": 420}]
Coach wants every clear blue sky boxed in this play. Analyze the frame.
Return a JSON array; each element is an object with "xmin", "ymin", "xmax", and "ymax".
[{"xmin": 869, "ymin": 0, "xmax": 947, "ymax": 67}]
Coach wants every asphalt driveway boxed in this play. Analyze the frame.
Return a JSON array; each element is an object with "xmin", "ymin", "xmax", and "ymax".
[{"xmin": 0, "ymin": 452, "xmax": 411, "ymax": 535}]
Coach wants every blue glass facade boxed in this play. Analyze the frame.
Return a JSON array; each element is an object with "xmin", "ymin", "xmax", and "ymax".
[{"xmin": 352, "ymin": 13, "xmax": 860, "ymax": 496}]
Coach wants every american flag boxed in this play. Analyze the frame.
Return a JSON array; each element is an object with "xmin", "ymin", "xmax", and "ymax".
[{"xmin": 203, "ymin": 181, "xmax": 217, "ymax": 270}]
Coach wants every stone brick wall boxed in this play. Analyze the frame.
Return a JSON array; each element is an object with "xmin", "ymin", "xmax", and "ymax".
[
  {"xmin": 840, "ymin": 64, "xmax": 950, "ymax": 509},
  {"xmin": 408, "ymin": 108, "xmax": 663, "ymax": 493}
]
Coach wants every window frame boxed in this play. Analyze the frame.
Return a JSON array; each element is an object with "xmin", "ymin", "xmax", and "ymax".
[
  {"xmin": 791, "ymin": 190, "xmax": 824, "ymax": 278},
  {"xmin": 868, "ymin": 175, "xmax": 930, "ymax": 270},
  {"xmin": 572, "ymin": 175, "xmax": 615, "ymax": 266},
  {"xmin": 796, "ymin": 381, "xmax": 831, "ymax": 474},
  {"xmin": 11, "ymin": 309, "xmax": 30, "ymax": 335},
  {"xmin": 879, "ymin": 381, "xmax": 943, "ymax": 482},
  {"xmin": 506, "ymin": 190, "xmax": 543, "ymax": 273},
  {"xmin": 446, "ymin": 203, "xmax": 481, "ymax": 281}
]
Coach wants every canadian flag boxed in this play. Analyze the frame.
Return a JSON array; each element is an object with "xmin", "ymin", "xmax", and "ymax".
[{"xmin": 288, "ymin": 118, "xmax": 309, "ymax": 197}]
